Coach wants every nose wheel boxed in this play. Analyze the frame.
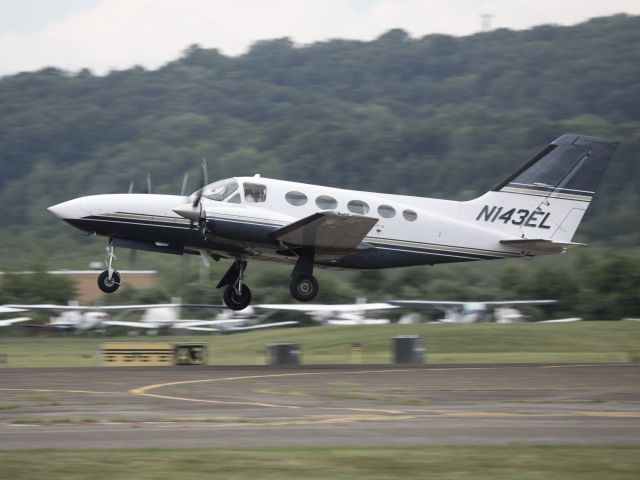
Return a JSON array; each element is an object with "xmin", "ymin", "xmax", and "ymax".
[
  {"xmin": 98, "ymin": 270, "xmax": 121, "ymax": 293},
  {"xmin": 223, "ymin": 284, "xmax": 252, "ymax": 311},
  {"xmin": 98, "ymin": 243, "xmax": 121, "ymax": 293},
  {"xmin": 218, "ymin": 259, "xmax": 252, "ymax": 310}
]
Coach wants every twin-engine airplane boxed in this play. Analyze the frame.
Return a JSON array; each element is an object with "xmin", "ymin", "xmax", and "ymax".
[{"xmin": 48, "ymin": 134, "xmax": 618, "ymax": 310}]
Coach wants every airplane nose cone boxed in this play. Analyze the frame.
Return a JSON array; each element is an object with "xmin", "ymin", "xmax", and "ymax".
[
  {"xmin": 48, "ymin": 199, "xmax": 81, "ymax": 219},
  {"xmin": 173, "ymin": 203, "xmax": 202, "ymax": 222}
]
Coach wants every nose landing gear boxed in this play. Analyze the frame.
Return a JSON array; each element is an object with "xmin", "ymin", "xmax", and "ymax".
[
  {"xmin": 97, "ymin": 243, "xmax": 121, "ymax": 293},
  {"xmin": 218, "ymin": 259, "xmax": 252, "ymax": 310}
]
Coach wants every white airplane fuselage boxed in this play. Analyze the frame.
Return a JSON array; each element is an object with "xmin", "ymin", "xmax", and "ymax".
[{"xmin": 48, "ymin": 177, "xmax": 560, "ymax": 270}]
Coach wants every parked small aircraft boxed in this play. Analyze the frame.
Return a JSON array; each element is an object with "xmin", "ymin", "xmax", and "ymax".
[
  {"xmin": 0, "ymin": 306, "xmax": 30, "ymax": 327},
  {"xmin": 5, "ymin": 303, "xmax": 295, "ymax": 333},
  {"xmin": 391, "ymin": 300, "xmax": 557, "ymax": 323},
  {"xmin": 256, "ymin": 300, "xmax": 397, "ymax": 325},
  {"xmin": 47, "ymin": 134, "xmax": 618, "ymax": 310}
]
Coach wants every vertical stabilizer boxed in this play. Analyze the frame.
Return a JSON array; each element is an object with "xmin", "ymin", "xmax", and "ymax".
[{"xmin": 470, "ymin": 134, "xmax": 619, "ymax": 243}]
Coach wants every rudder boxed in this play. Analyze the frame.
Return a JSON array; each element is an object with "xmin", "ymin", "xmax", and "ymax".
[{"xmin": 470, "ymin": 134, "xmax": 619, "ymax": 243}]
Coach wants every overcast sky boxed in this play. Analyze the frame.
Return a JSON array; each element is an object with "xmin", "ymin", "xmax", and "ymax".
[{"xmin": 1, "ymin": 0, "xmax": 638, "ymax": 76}]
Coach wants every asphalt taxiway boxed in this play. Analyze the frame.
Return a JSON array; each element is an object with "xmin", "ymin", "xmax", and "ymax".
[{"xmin": 1, "ymin": 364, "xmax": 639, "ymax": 448}]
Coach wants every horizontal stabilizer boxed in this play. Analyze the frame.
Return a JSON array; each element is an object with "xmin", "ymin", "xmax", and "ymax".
[
  {"xmin": 500, "ymin": 238, "xmax": 584, "ymax": 255},
  {"xmin": 272, "ymin": 211, "xmax": 378, "ymax": 251}
]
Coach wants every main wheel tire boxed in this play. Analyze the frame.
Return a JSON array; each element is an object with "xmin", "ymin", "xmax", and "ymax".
[
  {"xmin": 97, "ymin": 270, "xmax": 121, "ymax": 294},
  {"xmin": 290, "ymin": 274, "xmax": 318, "ymax": 302},
  {"xmin": 223, "ymin": 284, "xmax": 252, "ymax": 311}
]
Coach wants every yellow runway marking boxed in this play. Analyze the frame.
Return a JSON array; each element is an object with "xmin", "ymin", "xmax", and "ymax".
[
  {"xmin": 129, "ymin": 367, "xmax": 640, "ymax": 424},
  {"xmin": 130, "ymin": 369, "xmax": 412, "ymax": 411},
  {"xmin": 404, "ymin": 409, "xmax": 640, "ymax": 418},
  {"xmin": 0, "ymin": 387, "xmax": 117, "ymax": 395},
  {"xmin": 541, "ymin": 364, "xmax": 639, "ymax": 369}
]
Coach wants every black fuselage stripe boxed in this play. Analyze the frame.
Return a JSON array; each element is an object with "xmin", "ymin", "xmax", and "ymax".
[{"xmin": 81, "ymin": 215, "xmax": 511, "ymax": 261}]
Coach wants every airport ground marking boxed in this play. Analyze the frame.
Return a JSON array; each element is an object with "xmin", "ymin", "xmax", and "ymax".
[
  {"xmin": 130, "ymin": 369, "xmax": 413, "ymax": 411},
  {"xmin": 0, "ymin": 387, "xmax": 117, "ymax": 395},
  {"xmin": 541, "ymin": 364, "xmax": 639, "ymax": 369}
]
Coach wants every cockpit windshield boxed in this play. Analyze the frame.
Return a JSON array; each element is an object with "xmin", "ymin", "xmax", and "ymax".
[{"xmin": 195, "ymin": 178, "xmax": 239, "ymax": 201}]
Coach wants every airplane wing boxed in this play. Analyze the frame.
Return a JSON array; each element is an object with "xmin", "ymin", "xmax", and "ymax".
[
  {"xmin": 165, "ymin": 320, "xmax": 298, "ymax": 333},
  {"xmin": 5, "ymin": 303, "xmax": 225, "ymax": 312},
  {"xmin": 217, "ymin": 321, "xmax": 299, "ymax": 332},
  {"xmin": 256, "ymin": 303, "xmax": 397, "ymax": 312},
  {"xmin": 390, "ymin": 300, "xmax": 556, "ymax": 308},
  {"xmin": 102, "ymin": 320, "xmax": 160, "ymax": 329},
  {"xmin": 0, "ymin": 317, "xmax": 31, "ymax": 327},
  {"xmin": 389, "ymin": 301, "xmax": 468, "ymax": 308},
  {"xmin": 272, "ymin": 211, "xmax": 378, "ymax": 251},
  {"xmin": 0, "ymin": 306, "xmax": 26, "ymax": 314},
  {"xmin": 538, "ymin": 317, "xmax": 583, "ymax": 323},
  {"xmin": 481, "ymin": 300, "xmax": 557, "ymax": 306}
]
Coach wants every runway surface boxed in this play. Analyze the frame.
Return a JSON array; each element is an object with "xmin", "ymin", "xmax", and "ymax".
[{"xmin": 1, "ymin": 364, "xmax": 639, "ymax": 449}]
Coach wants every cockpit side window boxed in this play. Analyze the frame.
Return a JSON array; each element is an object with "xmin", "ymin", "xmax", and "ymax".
[
  {"xmin": 244, "ymin": 183, "xmax": 267, "ymax": 203},
  {"xmin": 201, "ymin": 178, "xmax": 238, "ymax": 201}
]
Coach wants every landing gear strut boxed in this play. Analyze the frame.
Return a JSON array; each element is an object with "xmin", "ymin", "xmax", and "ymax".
[
  {"xmin": 98, "ymin": 243, "xmax": 121, "ymax": 294},
  {"xmin": 218, "ymin": 259, "xmax": 252, "ymax": 310},
  {"xmin": 290, "ymin": 249, "xmax": 318, "ymax": 302}
]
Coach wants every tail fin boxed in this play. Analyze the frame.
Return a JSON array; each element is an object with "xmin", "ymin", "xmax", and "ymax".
[{"xmin": 471, "ymin": 134, "xmax": 619, "ymax": 243}]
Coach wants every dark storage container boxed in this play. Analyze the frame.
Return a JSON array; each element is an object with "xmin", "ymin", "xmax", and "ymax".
[{"xmin": 392, "ymin": 335, "xmax": 425, "ymax": 364}]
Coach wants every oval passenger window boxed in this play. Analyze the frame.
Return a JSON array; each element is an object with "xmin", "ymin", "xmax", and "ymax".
[
  {"xmin": 378, "ymin": 205, "xmax": 396, "ymax": 218},
  {"xmin": 285, "ymin": 191, "xmax": 308, "ymax": 206},
  {"xmin": 403, "ymin": 209, "xmax": 417, "ymax": 221},
  {"xmin": 347, "ymin": 200, "xmax": 370, "ymax": 215},
  {"xmin": 316, "ymin": 195, "xmax": 338, "ymax": 210}
]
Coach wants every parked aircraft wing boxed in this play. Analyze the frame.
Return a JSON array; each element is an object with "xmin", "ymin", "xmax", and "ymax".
[
  {"xmin": 391, "ymin": 300, "xmax": 556, "ymax": 308},
  {"xmin": 218, "ymin": 321, "xmax": 299, "ymax": 332},
  {"xmin": 481, "ymin": 300, "xmax": 557, "ymax": 306},
  {"xmin": 5, "ymin": 303, "xmax": 224, "ymax": 312},
  {"xmin": 256, "ymin": 303, "xmax": 396, "ymax": 312},
  {"xmin": 538, "ymin": 317, "xmax": 582, "ymax": 323},
  {"xmin": 0, "ymin": 306, "xmax": 27, "ymax": 314},
  {"xmin": 0, "ymin": 317, "xmax": 31, "ymax": 327},
  {"xmin": 272, "ymin": 211, "xmax": 378, "ymax": 251},
  {"xmin": 390, "ymin": 301, "xmax": 470, "ymax": 308},
  {"xmin": 102, "ymin": 320, "xmax": 159, "ymax": 329}
]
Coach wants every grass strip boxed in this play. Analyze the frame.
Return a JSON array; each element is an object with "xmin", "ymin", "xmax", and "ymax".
[{"xmin": 0, "ymin": 445, "xmax": 639, "ymax": 480}]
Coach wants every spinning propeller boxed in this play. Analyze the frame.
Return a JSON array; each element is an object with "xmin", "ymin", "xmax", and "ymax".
[{"xmin": 172, "ymin": 159, "xmax": 209, "ymax": 229}]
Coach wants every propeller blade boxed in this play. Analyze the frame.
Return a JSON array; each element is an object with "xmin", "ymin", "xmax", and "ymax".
[
  {"xmin": 128, "ymin": 179, "xmax": 135, "ymax": 194},
  {"xmin": 180, "ymin": 172, "xmax": 190, "ymax": 196},
  {"xmin": 193, "ymin": 159, "xmax": 208, "ymax": 207},
  {"xmin": 146, "ymin": 173, "xmax": 152, "ymax": 194}
]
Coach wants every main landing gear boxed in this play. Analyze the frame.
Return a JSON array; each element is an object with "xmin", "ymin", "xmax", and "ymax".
[
  {"xmin": 217, "ymin": 250, "xmax": 319, "ymax": 310},
  {"xmin": 97, "ymin": 243, "xmax": 121, "ymax": 293},
  {"xmin": 289, "ymin": 249, "xmax": 319, "ymax": 302}
]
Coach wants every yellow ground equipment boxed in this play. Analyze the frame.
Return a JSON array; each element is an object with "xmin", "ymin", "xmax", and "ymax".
[{"xmin": 101, "ymin": 342, "xmax": 207, "ymax": 366}]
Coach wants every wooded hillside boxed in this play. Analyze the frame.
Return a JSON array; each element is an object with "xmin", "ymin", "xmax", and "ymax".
[{"xmin": 0, "ymin": 15, "xmax": 638, "ymax": 318}]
